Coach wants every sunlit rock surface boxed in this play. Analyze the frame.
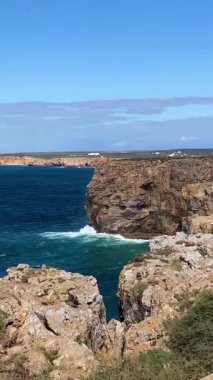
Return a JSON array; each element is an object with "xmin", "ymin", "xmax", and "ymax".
[{"xmin": 86, "ymin": 157, "xmax": 213, "ymax": 237}]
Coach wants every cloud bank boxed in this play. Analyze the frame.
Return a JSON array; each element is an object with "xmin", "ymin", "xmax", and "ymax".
[{"xmin": 0, "ymin": 97, "xmax": 212, "ymax": 153}]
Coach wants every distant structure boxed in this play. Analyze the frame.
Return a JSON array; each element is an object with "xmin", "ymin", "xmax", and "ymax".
[
  {"xmin": 168, "ymin": 150, "xmax": 186, "ymax": 158},
  {"xmin": 88, "ymin": 152, "xmax": 100, "ymax": 156}
]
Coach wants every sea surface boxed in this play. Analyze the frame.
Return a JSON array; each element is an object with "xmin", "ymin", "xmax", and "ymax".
[{"xmin": 0, "ymin": 166, "xmax": 149, "ymax": 319}]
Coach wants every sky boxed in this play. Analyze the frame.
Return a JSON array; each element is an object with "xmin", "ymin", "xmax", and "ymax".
[{"xmin": 0, "ymin": 0, "xmax": 213, "ymax": 152}]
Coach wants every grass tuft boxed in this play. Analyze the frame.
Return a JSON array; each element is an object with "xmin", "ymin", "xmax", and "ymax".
[{"xmin": 89, "ymin": 291, "xmax": 213, "ymax": 380}]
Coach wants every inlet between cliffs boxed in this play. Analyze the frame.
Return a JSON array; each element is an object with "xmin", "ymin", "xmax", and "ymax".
[{"xmin": 0, "ymin": 165, "xmax": 149, "ymax": 319}]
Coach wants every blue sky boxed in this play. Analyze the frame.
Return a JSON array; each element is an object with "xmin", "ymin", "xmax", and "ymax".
[{"xmin": 0, "ymin": 0, "xmax": 213, "ymax": 152}]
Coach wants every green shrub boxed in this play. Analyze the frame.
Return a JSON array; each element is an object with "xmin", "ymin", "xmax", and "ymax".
[
  {"xmin": 0, "ymin": 309, "xmax": 7, "ymax": 340},
  {"xmin": 167, "ymin": 291, "xmax": 213, "ymax": 377},
  {"xmin": 90, "ymin": 349, "xmax": 187, "ymax": 380},
  {"xmin": 90, "ymin": 291, "xmax": 213, "ymax": 380},
  {"xmin": 4, "ymin": 353, "xmax": 28, "ymax": 380},
  {"xmin": 174, "ymin": 291, "xmax": 197, "ymax": 312},
  {"xmin": 131, "ymin": 281, "xmax": 149, "ymax": 296},
  {"xmin": 169, "ymin": 259, "xmax": 182, "ymax": 271},
  {"xmin": 0, "ymin": 351, "xmax": 51, "ymax": 380}
]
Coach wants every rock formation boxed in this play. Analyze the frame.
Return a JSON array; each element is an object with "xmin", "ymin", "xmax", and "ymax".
[
  {"xmin": 0, "ymin": 233, "xmax": 212, "ymax": 378},
  {"xmin": 0, "ymin": 265, "xmax": 106, "ymax": 379},
  {"xmin": 0, "ymin": 155, "xmax": 108, "ymax": 167},
  {"xmin": 1, "ymin": 155, "xmax": 212, "ymax": 236},
  {"xmin": 117, "ymin": 232, "xmax": 213, "ymax": 358},
  {"xmin": 86, "ymin": 157, "xmax": 213, "ymax": 237},
  {"xmin": 0, "ymin": 156, "xmax": 212, "ymax": 378}
]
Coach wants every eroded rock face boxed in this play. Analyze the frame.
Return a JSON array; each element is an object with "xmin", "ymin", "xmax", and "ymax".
[
  {"xmin": 101, "ymin": 319, "xmax": 125, "ymax": 363},
  {"xmin": 0, "ymin": 234, "xmax": 212, "ymax": 378},
  {"xmin": 0, "ymin": 154, "xmax": 109, "ymax": 167},
  {"xmin": 0, "ymin": 265, "xmax": 106, "ymax": 379},
  {"xmin": 118, "ymin": 233, "xmax": 213, "ymax": 357},
  {"xmin": 86, "ymin": 158, "xmax": 213, "ymax": 237}
]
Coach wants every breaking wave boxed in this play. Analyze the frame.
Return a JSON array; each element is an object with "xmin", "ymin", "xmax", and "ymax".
[{"xmin": 41, "ymin": 225, "xmax": 148, "ymax": 244}]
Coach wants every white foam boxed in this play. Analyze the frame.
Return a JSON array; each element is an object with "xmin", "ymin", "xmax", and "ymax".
[{"xmin": 41, "ymin": 225, "xmax": 148, "ymax": 244}]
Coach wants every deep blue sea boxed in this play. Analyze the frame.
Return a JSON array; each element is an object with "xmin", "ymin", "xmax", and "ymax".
[{"xmin": 0, "ymin": 166, "xmax": 149, "ymax": 319}]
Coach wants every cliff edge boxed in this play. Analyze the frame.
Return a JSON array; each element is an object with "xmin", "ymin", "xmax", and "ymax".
[
  {"xmin": 0, "ymin": 233, "xmax": 212, "ymax": 379},
  {"xmin": 86, "ymin": 157, "xmax": 213, "ymax": 238}
]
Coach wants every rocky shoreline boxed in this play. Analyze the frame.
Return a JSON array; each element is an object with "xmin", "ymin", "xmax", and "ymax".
[
  {"xmin": 0, "ymin": 156, "xmax": 212, "ymax": 379},
  {"xmin": 0, "ymin": 232, "xmax": 212, "ymax": 379},
  {"xmin": 0, "ymin": 155, "xmax": 106, "ymax": 168},
  {"xmin": 1, "ymin": 155, "xmax": 212, "ymax": 237}
]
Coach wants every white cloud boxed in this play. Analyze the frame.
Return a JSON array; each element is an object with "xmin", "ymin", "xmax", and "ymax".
[{"xmin": 180, "ymin": 136, "xmax": 197, "ymax": 141}]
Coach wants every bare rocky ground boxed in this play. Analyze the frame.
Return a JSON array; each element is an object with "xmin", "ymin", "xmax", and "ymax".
[
  {"xmin": 0, "ymin": 232, "xmax": 212, "ymax": 379},
  {"xmin": 0, "ymin": 266, "xmax": 105, "ymax": 379}
]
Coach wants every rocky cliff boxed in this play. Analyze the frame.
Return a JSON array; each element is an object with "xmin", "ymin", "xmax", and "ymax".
[
  {"xmin": 0, "ymin": 233, "xmax": 212, "ymax": 379},
  {"xmin": 0, "ymin": 265, "xmax": 106, "ymax": 379},
  {"xmin": 86, "ymin": 157, "xmax": 213, "ymax": 237},
  {"xmin": 0, "ymin": 155, "xmax": 108, "ymax": 167},
  {"xmin": 117, "ymin": 232, "xmax": 213, "ymax": 358}
]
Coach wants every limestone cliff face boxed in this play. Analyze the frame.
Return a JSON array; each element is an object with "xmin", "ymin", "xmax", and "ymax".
[
  {"xmin": 117, "ymin": 233, "xmax": 213, "ymax": 357},
  {"xmin": 86, "ymin": 157, "xmax": 213, "ymax": 237},
  {"xmin": 0, "ymin": 155, "xmax": 107, "ymax": 167}
]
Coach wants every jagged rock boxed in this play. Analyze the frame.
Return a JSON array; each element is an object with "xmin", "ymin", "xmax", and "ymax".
[
  {"xmin": 86, "ymin": 158, "xmax": 213, "ymax": 237},
  {"xmin": 0, "ymin": 266, "xmax": 106, "ymax": 379},
  {"xmin": 101, "ymin": 319, "xmax": 125, "ymax": 363},
  {"xmin": 150, "ymin": 232, "xmax": 213, "ymax": 253},
  {"xmin": 0, "ymin": 233, "xmax": 212, "ymax": 376},
  {"xmin": 118, "ymin": 233, "xmax": 213, "ymax": 357},
  {"xmin": 50, "ymin": 341, "xmax": 98, "ymax": 379},
  {"xmin": 183, "ymin": 215, "xmax": 213, "ymax": 233},
  {"xmin": 124, "ymin": 317, "xmax": 165, "ymax": 358}
]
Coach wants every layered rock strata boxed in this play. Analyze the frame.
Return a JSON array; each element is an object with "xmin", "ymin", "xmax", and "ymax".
[{"xmin": 86, "ymin": 157, "xmax": 213, "ymax": 237}]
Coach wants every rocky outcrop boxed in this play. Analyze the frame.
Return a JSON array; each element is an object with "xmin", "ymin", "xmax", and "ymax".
[
  {"xmin": 118, "ymin": 232, "xmax": 213, "ymax": 357},
  {"xmin": 0, "ymin": 232, "xmax": 212, "ymax": 378},
  {"xmin": 0, "ymin": 265, "xmax": 106, "ymax": 379},
  {"xmin": 86, "ymin": 157, "xmax": 213, "ymax": 237},
  {"xmin": 0, "ymin": 155, "xmax": 108, "ymax": 167}
]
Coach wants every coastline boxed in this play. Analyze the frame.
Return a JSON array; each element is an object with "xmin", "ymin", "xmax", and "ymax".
[
  {"xmin": 1, "ymin": 154, "xmax": 212, "ymax": 239},
  {"xmin": 0, "ymin": 154, "xmax": 106, "ymax": 168},
  {"xmin": 0, "ymin": 155, "xmax": 212, "ymax": 378},
  {"xmin": 0, "ymin": 232, "xmax": 212, "ymax": 379}
]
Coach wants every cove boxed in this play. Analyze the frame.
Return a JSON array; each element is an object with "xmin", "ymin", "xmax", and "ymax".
[{"xmin": 0, "ymin": 166, "xmax": 149, "ymax": 319}]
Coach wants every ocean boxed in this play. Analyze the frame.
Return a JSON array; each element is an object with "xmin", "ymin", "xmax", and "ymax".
[{"xmin": 0, "ymin": 166, "xmax": 149, "ymax": 319}]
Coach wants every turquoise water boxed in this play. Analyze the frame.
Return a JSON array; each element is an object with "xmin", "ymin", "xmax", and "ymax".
[{"xmin": 0, "ymin": 166, "xmax": 149, "ymax": 319}]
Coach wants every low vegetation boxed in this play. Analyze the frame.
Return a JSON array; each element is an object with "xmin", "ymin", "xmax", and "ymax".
[
  {"xmin": 167, "ymin": 291, "xmax": 213, "ymax": 378},
  {"xmin": 0, "ymin": 310, "xmax": 7, "ymax": 340},
  {"xmin": 0, "ymin": 351, "xmax": 51, "ymax": 380},
  {"xmin": 169, "ymin": 259, "xmax": 182, "ymax": 271},
  {"xmin": 90, "ymin": 291, "xmax": 213, "ymax": 380}
]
